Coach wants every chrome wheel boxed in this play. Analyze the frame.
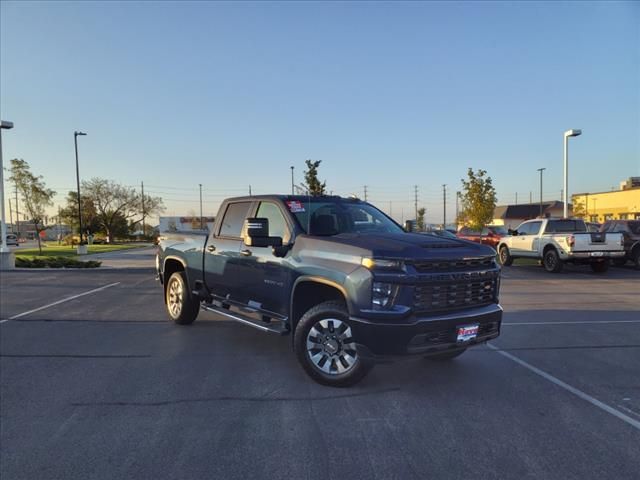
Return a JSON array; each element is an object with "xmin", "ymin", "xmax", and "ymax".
[
  {"xmin": 167, "ymin": 277, "xmax": 183, "ymax": 318},
  {"xmin": 306, "ymin": 318, "xmax": 358, "ymax": 375}
]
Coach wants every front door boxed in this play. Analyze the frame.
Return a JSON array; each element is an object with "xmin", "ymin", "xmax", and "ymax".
[{"xmin": 235, "ymin": 201, "xmax": 295, "ymax": 318}]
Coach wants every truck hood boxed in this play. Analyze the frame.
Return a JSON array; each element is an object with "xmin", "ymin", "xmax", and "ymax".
[{"xmin": 303, "ymin": 232, "xmax": 496, "ymax": 261}]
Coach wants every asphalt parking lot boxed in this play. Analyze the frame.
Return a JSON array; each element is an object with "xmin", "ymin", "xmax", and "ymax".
[{"xmin": 1, "ymin": 250, "xmax": 639, "ymax": 480}]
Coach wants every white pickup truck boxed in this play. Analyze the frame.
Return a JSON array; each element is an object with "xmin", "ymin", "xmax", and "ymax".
[{"xmin": 497, "ymin": 218, "xmax": 625, "ymax": 273}]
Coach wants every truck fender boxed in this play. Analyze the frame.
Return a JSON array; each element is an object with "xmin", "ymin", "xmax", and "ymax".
[{"xmin": 289, "ymin": 276, "xmax": 350, "ymax": 336}]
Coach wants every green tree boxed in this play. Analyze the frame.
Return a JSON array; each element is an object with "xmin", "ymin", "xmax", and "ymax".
[
  {"xmin": 82, "ymin": 178, "xmax": 164, "ymax": 242},
  {"xmin": 572, "ymin": 198, "xmax": 586, "ymax": 218},
  {"xmin": 59, "ymin": 191, "xmax": 101, "ymax": 236},
  {"xmin": 304, "ymin": 159, "xmax": 326, "ymax": 196},
  {"xmin": 8, "ymin": 159, "xmax": 56, "ymax": 254},
  {"xmin": 459, "ymin": 168, "xmax": 497, "ymax": 230},
  {"xmin": 416, "ymin": 207, "xmax": 426, "ymax": 231}
]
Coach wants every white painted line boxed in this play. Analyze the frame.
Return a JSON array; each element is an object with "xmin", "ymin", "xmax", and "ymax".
[
  {"xmin": 488, "ymin": 344, "xmax": 640, "ymax": 431},
  {"xmin": 503, "ymin": 320, "xmax": 640, "ymax": 326},
  {"xmin": 1, "ymin": 282, "xmax": 121, "ymax": 323}
]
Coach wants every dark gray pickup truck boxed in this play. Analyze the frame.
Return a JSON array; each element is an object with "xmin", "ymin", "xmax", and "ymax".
[{"xmin": 157, "ymin": 195, "xmax": 502, "ymax": 386}]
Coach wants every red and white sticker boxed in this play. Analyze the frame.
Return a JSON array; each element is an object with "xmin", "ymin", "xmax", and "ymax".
[
  {"xmin": 456, "ymin": 324, "xmax": 479, "ymax": 342},
  {"xmin": 286, "ymin": 200, "xmax": 305, "ymax": 213}
]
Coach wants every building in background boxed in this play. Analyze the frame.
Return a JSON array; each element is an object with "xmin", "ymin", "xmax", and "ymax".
[
  {"xmin": 492, "ymin": 201, "xmax": 568, "ymax": 230},
  {"xmin": 572, "ymin": 177, "xmax": 640, "ymax": 223},
  {"xmin": 159, "ymin": 216, "xmax": 215, "ymax": 233}
]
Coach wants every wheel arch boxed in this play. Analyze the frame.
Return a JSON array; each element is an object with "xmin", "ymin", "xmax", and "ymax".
[
  {"xmin": 163, "ymin": 256, "xmax": 187, "ymax": 302},
  {"xmin": 290, "ymin": 277, "xmax": 348, "ymax": 334}
]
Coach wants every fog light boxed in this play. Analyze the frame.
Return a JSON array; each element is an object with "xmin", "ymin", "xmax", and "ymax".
[{"xmin": 372, "ymin": 282, "xmax": 395, "ymax": 309}]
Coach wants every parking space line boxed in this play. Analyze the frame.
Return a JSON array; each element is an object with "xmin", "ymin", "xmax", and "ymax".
[
  {"xmin": 0, "ymin": 282, "xmax": 121, "ymax": 324},
  {"xmin": 487, "ymin": 344, "xmax": 640, "ymax": 431},
  {"xmin": 503, "ymin": 320, "xmax": 640, "ymax": 326}
]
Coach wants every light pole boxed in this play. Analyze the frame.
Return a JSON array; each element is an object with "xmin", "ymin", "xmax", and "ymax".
[
  {"xmin": 290, "ymin": 166, "xmax": 294, "ymax": 195},
  {"xmin": 537, "ymin": 167, "xmax": 546, "ymax": 217},
  {"xmin": 563, "ymin": 129, "xmax": 582, "ymax": 218},
  {"xmin": 199, "ymin": 183, "xmax": 203, "ymax": 229},
  {"xmin": 1, "ymin": 120, "xmax": 15, "ymax": 269},
  {"xmin": 74, "ymin": 131, "xmax": 87, "ymax": 247}
]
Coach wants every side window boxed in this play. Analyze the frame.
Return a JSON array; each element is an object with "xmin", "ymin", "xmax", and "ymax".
[
  {"xmin": 517, "ymin": 223, "xmax": 531, "ymax": 235},
  {"xmin": 219, "ymin": 202, "xmax": 252, "ymax": 238},
  {"xmin": 527, "ymin": 221, "xmax": 542, "ymax": 235},
  {"xmin": 256, "ymin": 202, "xmax": 290, "ymax": 242},
  {"xmin": 481, "ymin": 227, "xmax": 489, "ymax": 235}
]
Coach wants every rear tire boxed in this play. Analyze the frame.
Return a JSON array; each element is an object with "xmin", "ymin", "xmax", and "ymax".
[
  {"xmin": 427, "ymin": 348, "xmax": 467, "ymax": 361},
  {"xmin": 498, "ymin": 246, "xmax": 513, "ymax": 266},
  {"xmin": 165, "ymin": 271, "xmax": 199, "ymax": 325},
  {"xmin": 590, "ymin": 261, "xmax": 609, "ymax": 273},
  {"xmin": 294, "ymin": 301, "xmax": 373, "ymax": 387},
  {"xmin": 543, "ymin": 248, "xmax": 563, "ymax": 273},
  {"xmin": 633, "ymin": 249, "xmax": 640, "ymax": 270}
]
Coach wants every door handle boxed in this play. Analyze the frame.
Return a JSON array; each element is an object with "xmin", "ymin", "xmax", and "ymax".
[
  {"xmin": 207, "ymin": 245, "xmax": 216, "ymax": 252},
  {"xmin": 240, "ymin": 249, "xmax": 252, "ymax": 257}
]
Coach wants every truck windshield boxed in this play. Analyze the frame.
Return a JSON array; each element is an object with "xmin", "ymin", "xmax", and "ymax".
[{"xmin": 286, "ymin": 198, "xmax": 403, "ymax": 236}]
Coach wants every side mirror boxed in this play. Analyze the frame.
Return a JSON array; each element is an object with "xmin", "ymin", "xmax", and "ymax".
[
  {"xmin": 244, "ymin": 218, "xmax": 283, "ymax": 248},
  {"xmin": 508, "ymin": 229, "xmax": 518, "ymax": 236}
]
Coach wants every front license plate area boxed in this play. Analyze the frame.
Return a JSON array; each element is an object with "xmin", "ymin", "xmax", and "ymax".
[{"xmin": 457, "ymin": 324, "xmax": 479, "ymax": 343}]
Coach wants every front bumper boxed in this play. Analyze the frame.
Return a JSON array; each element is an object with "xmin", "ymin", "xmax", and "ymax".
[{"xmin": 349, "ymin": 304, "xmax": 502, "ymax": 358}]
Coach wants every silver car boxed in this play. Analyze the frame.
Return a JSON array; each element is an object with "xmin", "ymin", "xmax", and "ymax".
[{"xmin": 5, "ymin": 233, "xmax": 19, "ymax": 247}]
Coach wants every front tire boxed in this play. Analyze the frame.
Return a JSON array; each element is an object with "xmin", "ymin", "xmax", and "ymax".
[
  {"xmin": 543, "ymin": 248, "xmax": 563, "ymax": 273},
  {"xmin": 165, "ymin": 271, "xmax": 199, "ymax": 325},
  {"xmin": 294, "ymin": 301, "xmax": 373, "ymax": 387},
  {"xmin": 498, "ymin": 246, "xmax": 513, "ymax": 266}
]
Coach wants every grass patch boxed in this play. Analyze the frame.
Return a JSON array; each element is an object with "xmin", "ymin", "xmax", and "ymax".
[
  {"xmin": 15, "ymin": 243, "xmax": 145, "ymax": 258},
  {"xmin": 16, "ymin": 256, "xmax": 102, "ymax": 269}
]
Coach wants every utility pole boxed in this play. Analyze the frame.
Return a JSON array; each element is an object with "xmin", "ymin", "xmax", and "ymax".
[
  {"xmin": 455, "ymin": 191, "xmax": 460, "ymax": 225},
  {"xmin": 249, "ymin": 185, "xmax": 252, "ymax": 195},
  {"xmin": 58, "ymin": 205, "xmax": 62, "ymax": 244},
  {"xmin": 363, "ymin": 185, "xmax": 368, "ymax": 202},
  {"xmin": 442, "ymin": 184, "xmax": 447, "ymax": 228},
  {"xmin": 414, "ymin": 185, "xmax": 418, "ymax": 221},
  {"xmin": 537, "ymin": 168, "xmax": 546, "ymax": 217},
  {"xmin": 15, "ymin": 183, "xmax": 19, "ymax": 238},
  {"xmin": 141, "ymin": 181, "xmax": 146, "ymax": 236},
  {"xmin": 74, "ymin": 131, "xmax": 87, "ymax": 244},
  {"xmin": 516, "ymin": 192, "xmax": 518, "ymax": 204},
  {"xmin": 529, "ymin": 191, "xmax": 532, "ymax": 204},
  {"xmin": 199, "ymin": 184, "xmax": 203, "ymax": 230},
  {"xmin": 290, "ymin": 166, "xmax": 294, "ymax": 195},
  {"xmin": 8, "ymin": 198, "xmax": 13, "ymax": 230}
]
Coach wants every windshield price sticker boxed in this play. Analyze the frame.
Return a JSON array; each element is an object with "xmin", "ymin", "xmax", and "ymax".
[
  {"xmin": 457, "ymin": 324, "xmax": 479, "ymax": 342},
  {"xmin": 286, "ymin": 201, "xmax": 305, "ymax": 213}
]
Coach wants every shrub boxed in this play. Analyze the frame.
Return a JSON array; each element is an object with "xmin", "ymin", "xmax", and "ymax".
[{"xmin": 15, "ymin": 256, "xmax": 102, "ymax": 269}]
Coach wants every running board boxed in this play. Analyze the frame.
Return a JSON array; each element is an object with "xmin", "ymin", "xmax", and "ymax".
[{"xmin": 200, "ymin": 304, "xmax": 289, "ymax": 336}]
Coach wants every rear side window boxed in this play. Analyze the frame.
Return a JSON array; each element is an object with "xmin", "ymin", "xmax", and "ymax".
[
  {"xmin": 219, "ymin": 202, "xmax": 252, "ymax": 238},
  {"xmin": 544, "ymin": 220, "xmax": 586, "ymax": 233}
]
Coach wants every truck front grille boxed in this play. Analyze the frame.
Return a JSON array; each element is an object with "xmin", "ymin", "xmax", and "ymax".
[
  {"xmin": 413, "ymin": 279, "xmax": 497, "ymax": 313},
  {"xmin": 412, "ymin": 257, "xmax": 495, "ymax": 272}
]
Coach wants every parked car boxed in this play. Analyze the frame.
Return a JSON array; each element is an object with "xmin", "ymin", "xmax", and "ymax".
[
  {"xmin": 157, "ymin": 195, "xmax": 503, "ymax": 387},
  {"xmin": 457, "ymin": 225, "xmax": 508, "ymax": 248},
  {"xmin": 5, "ymin": 233, "xmax": 19, "ymax": 247},
  {"xmin": 600, "ymin": 220, "xmax": 640, "ymax": 269},
  {"xmin": 497, "ymin": 218, "xmax": 625, "ymax": 273}
]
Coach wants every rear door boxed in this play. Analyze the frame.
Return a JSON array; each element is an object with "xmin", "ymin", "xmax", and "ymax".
[
  {"xmin": 204, "ymin": 201, "xmax": 253, "ymax": 302},
  {"xmin": 509, "ymin": 221, "xmax": 533, "ymax": 255}
]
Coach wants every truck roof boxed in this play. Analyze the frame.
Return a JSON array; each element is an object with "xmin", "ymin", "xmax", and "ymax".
[{"xmin": 222, "ymin": 194, "xmax": 365, "ymax": 203}]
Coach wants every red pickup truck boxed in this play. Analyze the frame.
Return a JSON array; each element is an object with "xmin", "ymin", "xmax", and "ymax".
[{"xmin": 457, "ymin": 225, "xmax": 508, "ymax": 248}]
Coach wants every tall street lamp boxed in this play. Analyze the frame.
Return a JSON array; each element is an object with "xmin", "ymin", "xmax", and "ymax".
[
  {"xmin": 563, "ymin": 129, "xmax": 582, "ymax": 218},
  {"xmin": 290, "ymin": 166, "xmax": 294, "ymax": 195},
  {"xmin": 537, "ymin": 167, "xmax": 546, "ymax": 217},
  {"xmin": 1, "ymin": 120, "xmax": 15, "ymax": 270},
  {"xmin": 74, "ymin": 131, "xmax": 87, "ymax": 249}
]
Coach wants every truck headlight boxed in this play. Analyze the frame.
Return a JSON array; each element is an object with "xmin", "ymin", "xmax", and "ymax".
[
  {"xmin": 372, "ymin": 282, "xmax": 397, "ymax": 310},
  {"xmin": 361, "ymin": 257, "xmax": 405, "ymax": 271}
]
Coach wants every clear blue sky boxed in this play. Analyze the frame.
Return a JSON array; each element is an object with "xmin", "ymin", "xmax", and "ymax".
[{"xmin": 1, "ymin": 0, "xmax": 639, "ymax": 223}]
